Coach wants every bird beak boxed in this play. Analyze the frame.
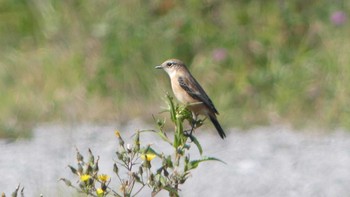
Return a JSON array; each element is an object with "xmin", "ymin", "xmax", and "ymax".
[{"xmin": 155, "ymin": 65, "xmax": 162, "ymax": 69}]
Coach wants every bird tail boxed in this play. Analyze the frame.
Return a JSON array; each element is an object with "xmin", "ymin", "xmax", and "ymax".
[{"xmin": 209, "ymin": 114, "xmax": 226, "ymax": 139}]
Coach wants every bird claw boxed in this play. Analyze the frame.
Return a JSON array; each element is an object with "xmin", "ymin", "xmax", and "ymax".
[{"xmin": 183, "ymin": 130, "xmax": 195, "ymax": 142}]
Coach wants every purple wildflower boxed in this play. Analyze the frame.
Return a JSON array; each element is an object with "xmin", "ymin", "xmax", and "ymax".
[
  {"xmin": 330, "ymin": 11, "xmax": 347, "ymax": 26},
  {"xmin": 212, "ymin": 48, "xmax": 228, "ymax": 62}
]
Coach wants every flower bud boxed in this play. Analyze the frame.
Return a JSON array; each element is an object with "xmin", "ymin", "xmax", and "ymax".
[
  {"xmin": 138, "ymin": 166, "xmax": 143, "ymax": 175},
  {"xmin": 76, "ymin": 149, "xmax": 84, "ymax": 162},
  {"xmin": 134, "ymin": 132, "xmax": 140, "ymax": 152},
  {"xmin": 113, "ymin": 163, "xmax": 119, "ymax": 174},
  {"xmin": 132, "ymin": 172, "xmax": 141, "ymax": 183},
  {"xmin": 77, "ymin": 163, "xmax": 83, "ymax": 175},
  {"xmin": 68, "ymin": 165, "xmax": 77, "ymax": 175},
  {"xmin": 88, "ymin": 148, "xmax": 94, "ymax": 164},
  {"xmin": 59, "ymin": 178, "xmax": 72, "ymax": 187}
]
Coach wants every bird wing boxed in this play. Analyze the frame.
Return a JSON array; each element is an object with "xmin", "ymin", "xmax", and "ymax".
[{"xmin": 178, "ymin": 76, "xmax": 219, "ymax": 114}]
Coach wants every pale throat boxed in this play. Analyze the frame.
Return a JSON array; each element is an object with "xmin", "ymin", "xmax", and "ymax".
[{"xmin": 168, "ymin": 69, "xmax": 178, "ymax": 79}]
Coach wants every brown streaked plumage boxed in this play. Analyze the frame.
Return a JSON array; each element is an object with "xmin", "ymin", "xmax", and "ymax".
[{"xmin": 155, "ymin": 59, "xmax": 226, "ymax": 139}]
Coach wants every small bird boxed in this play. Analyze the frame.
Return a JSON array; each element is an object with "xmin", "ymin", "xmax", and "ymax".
[{"xmin": 155, "ymin": 59, "xmax": 226, "ymax": 139}]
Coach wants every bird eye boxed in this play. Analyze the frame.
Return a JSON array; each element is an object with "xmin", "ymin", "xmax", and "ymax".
[{"xmin": 166, "ymin": 62, "xmax": 173, "ymax": 67}]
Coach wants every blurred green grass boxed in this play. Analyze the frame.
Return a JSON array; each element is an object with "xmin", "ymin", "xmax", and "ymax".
[{"xmin": 1, "ymin": 0, "xmax": 349, "ymax": 138}]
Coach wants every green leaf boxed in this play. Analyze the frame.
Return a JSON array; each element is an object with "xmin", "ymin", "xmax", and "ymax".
[
  {"xmin": 165, "ymin": 155, "xmax": 173, "ymax": 168},
  {"xmin": 166, "ymin": 94, "xmax": 176, "ymax": 122},
  {"xmin": 186, "ymin": 157, "xmax": 226, "ymax": 171},
  {"xmin": 141, "ymin": 146, "xmax": 162, "ymax": 157},
  {"xmin": 190, "ymin": 135, "xmax": 203, "ymax": 155},
  {"xmin": 163, "ymin": 186, "xmax": 179, "ymax": 197},
  {"xmin": 139, "ymin": 129, "xmax": 173, "ymax": 145}
]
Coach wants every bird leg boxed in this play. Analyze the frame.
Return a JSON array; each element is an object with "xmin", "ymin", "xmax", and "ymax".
[
  {"xmin": 183, "ymin": 120, "xmax": 195, "ymax": 134},
  {"xmin": 183, "ymin": 122, "xmax": 196, "ymax": 142},
  {"xmin": 183, "ymin": 113, "xmax": 198, "ymax": 141}
]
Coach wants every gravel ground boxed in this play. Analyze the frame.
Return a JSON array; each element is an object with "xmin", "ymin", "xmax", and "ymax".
[{"xmin": 1, "ymin": 121, "xmax": 350, "ymax": 196}]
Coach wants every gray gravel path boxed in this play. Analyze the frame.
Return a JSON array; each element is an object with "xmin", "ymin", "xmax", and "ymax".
[{"xmin": 1, "ymin": 121, "xmax": 350, "ymax": 196}]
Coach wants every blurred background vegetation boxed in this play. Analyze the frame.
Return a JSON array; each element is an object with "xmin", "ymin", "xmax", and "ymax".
[{"xmin": 0, "ymin": 0, "xmax": 349, "ymax": 138}]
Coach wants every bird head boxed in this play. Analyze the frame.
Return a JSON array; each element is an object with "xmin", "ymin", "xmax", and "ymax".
[{"xmin": 155, "ymin": 59, "xmax": 186, "ymax": 75}]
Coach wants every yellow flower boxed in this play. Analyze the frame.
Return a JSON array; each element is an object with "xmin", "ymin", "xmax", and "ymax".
[
  {"xmin": 80, "ymin": 174, "xmax": 91, "ymax": 182},
  {"xmin": 98, "ymin": 174, "xmax": 110, "ymax": 182},
  {"xmin": 115, "ymin": 130, "xmax": 121, "ymax": 138},
  {"xmin": 140, "ymin": 153, "xmax": 156, "ymax": 161},
  {"xmin": 96, "ymin": 188, "xmax": 104, "ymax": 195}
]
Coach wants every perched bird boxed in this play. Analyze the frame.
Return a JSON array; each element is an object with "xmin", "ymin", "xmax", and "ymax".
[{"xmin": 155, "ymin": 59, "xmax": 226, "ymax": 139}]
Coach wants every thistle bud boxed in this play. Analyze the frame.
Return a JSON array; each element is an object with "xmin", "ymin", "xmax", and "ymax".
[
  {"xmin": 143, "ymin": 160, "xmax": 151, "ymax": 169},
  {"xmin": 101, "ymin": 182, "xmax": 107, "ymax": 191},
  {"xmin": 76, "ymin": 148, "xmax": 84, "ymax": 162},
  {"xmin": 149, "ymin": 173, "xmax": 155, "ymax": 184},
  {"xmin": 185, "ymin": 155, "xmax": 190, "ymax": 164},
  {"xmin": 77, "ymin": 163, "xmax": 83, "ymax": 175},
  {"xmin": 68, "ymin": 165, "xmax": 77, "ymax": 175},
  {"xmin": 166, "ymin": 155, "xmax": 173, "ymax": 168},
  {"xmin": 59, "ymin": 178, "xmax": 72, "ymax": 187},
  {"xmin": 163, "ymin": 169, "xmax": 169, "ymax": 177},
  {"xmin": 113, "ymin": 163, "xmax": 119, "ymax": 174},
  {"xmin": 134, "ymin": 132, "xmax": 140, "ymax": 152},
  {"xmin": 118, "ymin": 137, "xmax": 125, "ymax": 147},
  {"xmin": 138, "ymin": 166, "xmax": 143, "ymax": 175},
  {"xmin": 126, "ymin": 144, "xmax": 132, "ymax": 153},
  {"xmin": 93, "ymin": 161, "xmax": 99, "ymax": 172},
  {"xmin": 88, "ymin": 148, "xmax": 94, "ymax": 164},
  {"xmin": 11, "ymin": 184, "xmax": 20, "ymax": 197},
  {"xmin": 116, "ymin": 152, "xmax": 123, "ymax": 160},
  {"xmin": 157, "ymin": 180, "xmax": 162, "ymax": 188},
  {"xmin": 85, "ymin": 164, "xmax": 93, "ymax": 174},
  {"xmin": 156, "ymin": 167, "xmax": 163, "ymax": 175},
  {"xmin": 132, "ymin": 172, "xmax": 141, "ymax": 183}
]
